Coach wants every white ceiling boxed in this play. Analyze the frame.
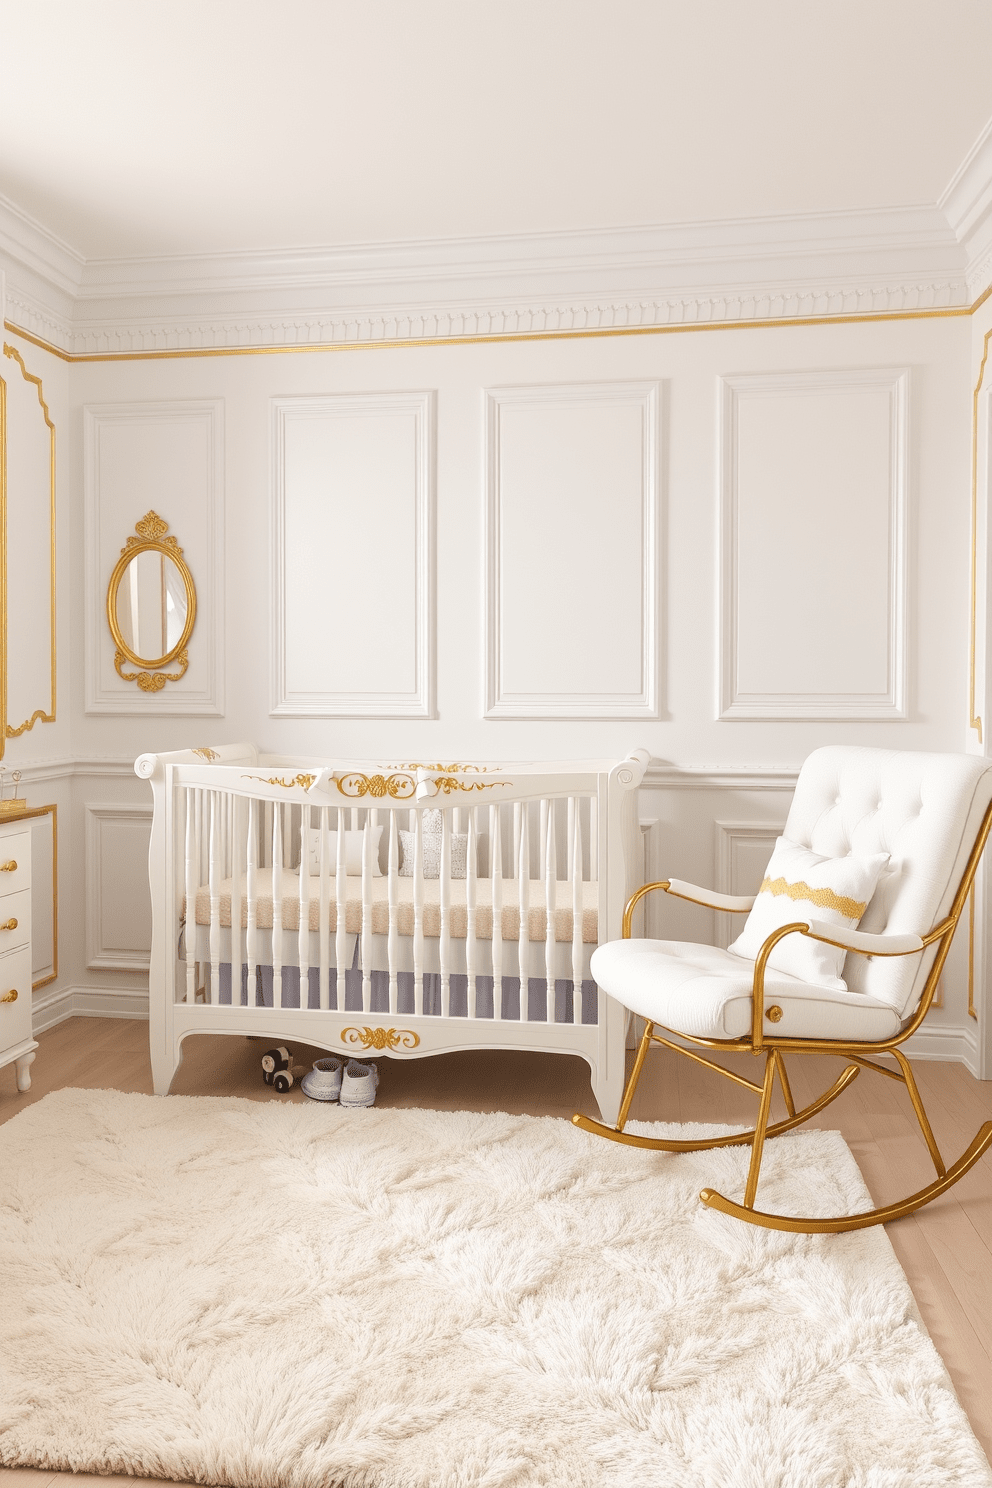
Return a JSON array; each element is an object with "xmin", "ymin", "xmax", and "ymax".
[{"xmin": 2, "ymin": 0, "xmax": 992, "ymax": 263}]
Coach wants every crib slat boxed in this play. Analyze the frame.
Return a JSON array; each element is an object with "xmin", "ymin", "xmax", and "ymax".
[
  {"xmin": 298, "ymin": 807, "xmax": 310, "ymax": 1009},
  {"xmin": 517, "ymin": 804, "xmax": 530, "ymax": 1022},
  {"xmin": 572, "ymin": 799, "xmax": 583, "ymax": 1025},
  {"xmin": 246, "ymin": 798, "xmax": 258, "ymax": 1007},
  {"xmin": 209, "ymin": 791, "xmax": 221, "ymax": 1005},
  {"xmin": 440, "ymin": 808, "xmax": 451, "ymax": 1019},
  {"xmin": 544, "ymin": 797, "xmax": 556, "ymax": 1024},
  {"xmin": 387, "ymin": 812, "xmax": 399, "ymax": 1015},
  {"xmin": 413, "ymin": 811, "xmax": 424, "ymax": 1017},
  {"xmin": 466, "ymin": 806, "xmax": 478, "ymax": 1019},
  {"xmin": 272, "ymin": 801, "xmax": 284, "ymax": 1010},
  {"xmin": 361, "ymin": 810, "xmax": 374, "ymax": 1013},
  {"xmin": 335, "ymin": 807, "xmax": 348, "ymax": 1012},
  {"xmin": 491, "ymin": 805, "xmax": 503, "ymax": 1020},
  {"xmin": 318, "ymin": 807, "xmax": 331, "ymax": 1011},
  {"xmin": 184, "ymin": 789, "xmax": 198, "ymax": 1005},
  {"xmin": 589, "ymin": 795, "xmax": 598, "ymax": 881},
  {"xmin": 230, "ymin": 794, "xmax": 244, "ymax": 1005}
]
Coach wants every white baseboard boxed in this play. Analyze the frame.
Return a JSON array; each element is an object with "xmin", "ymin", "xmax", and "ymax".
[{"xmin": 33, "ymin": 984, "xmax": 149, "ymax": 1033}]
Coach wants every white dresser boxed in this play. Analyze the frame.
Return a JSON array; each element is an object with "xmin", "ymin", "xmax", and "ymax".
[{"xmin": 0, "ymin": 816, "xmax": 37, "ymax": 1091}]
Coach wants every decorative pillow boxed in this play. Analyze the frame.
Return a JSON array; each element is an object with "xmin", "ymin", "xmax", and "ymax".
[
  {"xmin": 398, "ymin": 809, "xmax": 468, "ymax": 880},
  {"xmin": 305, "ymin": 826, "xmax": 383, "ymax": 877},
  {"xmin": 728, "ymin": 837, "xmax": 889, "ymax": 990}
]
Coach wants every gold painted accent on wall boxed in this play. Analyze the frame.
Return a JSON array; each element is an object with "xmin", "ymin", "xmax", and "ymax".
[
  {"xmin": 1, "ymin": 297, "xmax": 984, "ymax": 367},
  {"xmin": 970, "ymin": 325, "xmax": 992, "ymax": 742},
  {"xmin": 340, "ymin": 1025, "xmax": 420, "ymax": 1052},
  {"xmin": 2, "ymin": 345, "xmax": 56, "ymax": 746},
  {"xmin": 758, "ymin": 876, "xmax": 867, "ymax": 920}
]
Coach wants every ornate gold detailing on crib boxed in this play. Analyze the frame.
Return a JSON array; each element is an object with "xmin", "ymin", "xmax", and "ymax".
[
  {"xmin": 399, "ymin": 762, "xmax": 490, "ymax": 774},
  {"xmin": 341, "ymin": 1026, "xmax": 420, "ymax": 1052},
  {"xmin": 242, "ymin": 773, "xmax": 318, "ymax": 790},
  {"xmin": 192, "ymin": 747, "xmax": 219, "ymax": 761},
  {"xmin": 336, "ymin": 772, "xmax": 418, "ymax": 800},
  {"xmin": 335, "ymin": 769, "xmax": 506, "ymax": 799},
  {"xmin": 115, "ymin": 647, "xmax": 189, "ymax": 690}
]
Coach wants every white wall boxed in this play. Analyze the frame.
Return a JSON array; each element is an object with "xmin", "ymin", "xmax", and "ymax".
[{"xmin": 0, "ymin": 308, "xmax": 982, "ymax": 1068}]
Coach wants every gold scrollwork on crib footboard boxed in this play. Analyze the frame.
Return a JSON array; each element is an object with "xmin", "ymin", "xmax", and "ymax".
[
  {"xmin": 242, "ymin": 773, "xmax": 318, "ymax": 790},
  {"xmin": 336, "ymin": 772, "xmax": 418, "ymax": 799},
  {"xmin": 340, "ymin": 1026, "xmax": 421, "ymax": 1052}
]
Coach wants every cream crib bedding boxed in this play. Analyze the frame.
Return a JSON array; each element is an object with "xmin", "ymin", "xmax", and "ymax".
[{"xmin": 190, "ymin": 869, "xmax": 598, "ymax": 943}]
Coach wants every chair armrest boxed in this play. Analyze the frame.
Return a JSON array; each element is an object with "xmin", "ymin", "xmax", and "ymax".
[
  {"xmin": 800, "ymin": 920, "xmax": 924, "ymax": 956},
  {"xmin": 667, "ymin": 879, "xmax": 756, "ymax": 914}
]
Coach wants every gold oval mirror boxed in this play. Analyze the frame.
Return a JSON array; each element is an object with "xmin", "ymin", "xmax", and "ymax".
[{"xmin": 107, "ymin": 511, "xmax": 196, "ymax": 690}]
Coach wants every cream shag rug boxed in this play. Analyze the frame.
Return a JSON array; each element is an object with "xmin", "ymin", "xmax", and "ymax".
[{"xmin": 1, "ymin": 1089, "xmax": 989, "ymax": 1488}]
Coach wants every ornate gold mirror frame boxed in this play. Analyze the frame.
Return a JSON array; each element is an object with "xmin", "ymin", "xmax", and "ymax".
[{"xmin": 107, "ymin": 511, "xmax": 197, "ymax": 692}]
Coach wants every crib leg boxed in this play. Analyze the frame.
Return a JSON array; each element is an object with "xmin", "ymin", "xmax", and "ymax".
[
  {"xmin": 150, "ymin": 1032, "xmax": 182, "ymax": 1096},
  {"xmin": 589, "ymin": 1053, "xmax": 625, "ymax": 1127}
]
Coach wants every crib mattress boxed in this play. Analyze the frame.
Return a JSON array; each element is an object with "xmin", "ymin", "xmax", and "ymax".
[{"xmin": 190, "ymin": 869, "xmax": 599, "ymax": 942}]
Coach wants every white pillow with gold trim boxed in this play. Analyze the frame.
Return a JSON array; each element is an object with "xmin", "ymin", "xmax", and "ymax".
[{"xmin": 728, "ymin": 837, "xmax": 889, "ymax": 991}]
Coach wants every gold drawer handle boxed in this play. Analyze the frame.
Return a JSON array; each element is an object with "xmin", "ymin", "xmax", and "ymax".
[
  {"xmin": 0, "ymin": 860, "xmax": 17, "ymax": 872},
  {"xmin": 0, "ymin": 989, "xmax": 17, "ymax": 1004},
  {"xmin": 0, "ymin": 918, "xmax": 18, "ymax": 932}
]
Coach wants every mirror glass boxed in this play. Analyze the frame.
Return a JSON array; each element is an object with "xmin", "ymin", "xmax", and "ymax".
[{"xmin": 114, "ymin": 550, "xmax": 189, "ymax": 664}]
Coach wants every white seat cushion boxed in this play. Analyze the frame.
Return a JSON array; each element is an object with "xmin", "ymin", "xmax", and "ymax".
[{"xmin": 591, "ymin": 939, "xmax": 902, "ymax": 1043}]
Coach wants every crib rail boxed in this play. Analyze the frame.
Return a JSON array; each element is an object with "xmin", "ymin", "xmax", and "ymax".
[{"xmin": 173, "ymin": 771, "xmax": 607, "ymax": 1029}]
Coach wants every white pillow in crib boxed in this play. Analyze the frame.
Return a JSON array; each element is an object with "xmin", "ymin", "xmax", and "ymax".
[
  {"xmin": 728, "ymin": 837, "xmax": 889, "ymax": 991},
  {"xmin": 305, "ymin": 827, "xmax": 383, "ymax": 877},
  {"xmin": 398, "ymin": 810, "xmax": 468, "ymax": 880}
]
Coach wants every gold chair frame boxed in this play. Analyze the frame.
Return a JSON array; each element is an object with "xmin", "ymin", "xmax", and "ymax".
[{"xmin": 573, "ymin": 800, "xmax": 992, "ymax": 1233}]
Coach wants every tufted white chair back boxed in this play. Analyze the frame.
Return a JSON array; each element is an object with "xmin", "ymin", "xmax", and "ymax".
[{"xmin": 783, "ymin": 746, "xmax": 992, "ymax": 1018}]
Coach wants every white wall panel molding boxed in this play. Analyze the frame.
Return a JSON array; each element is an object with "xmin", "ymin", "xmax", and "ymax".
[
  {"xmin": 33, "ymin": 985, "xmax": 149, "ymax": 1033},
  {"xmin": 272, "ymin": 390, "xmax": 435, "ymax": 719},
  {"xmin": 486, "ymin": 380, "xmax": 660, "ymax": 720},
  {"xmin": 0, "ymin": 195, "xmax": 978, "ymax": 355},
  {"xmin": 644, "ymin": 763, "xmax": 799, "ymax": 791},
  {"xmin": 83, "ymin": 399, "xmax": 225, "ymax": 715},
  {"xmin": 84, "ymin": 802, "xmax": 153, "ymax": 971},
  {"xmin": 719, "ymin": 367, "xmax": 908, "ymax": 720},
  {"xmin": 713, "ymin": 820, "xmax": 784, "ymax": 947}
]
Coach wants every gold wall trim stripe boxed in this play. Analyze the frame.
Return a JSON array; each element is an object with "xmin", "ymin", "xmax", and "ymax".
[
  {"xmin": 1, "ymin": 345, "xmax": 57, "ymax": 748},
  {"xmin": 971, "ymin": 325, "xmax": 992, "ymax": 743},
  {"xmin": 1, "ymin": 300, "xmax": 981, "ymax": 365}
]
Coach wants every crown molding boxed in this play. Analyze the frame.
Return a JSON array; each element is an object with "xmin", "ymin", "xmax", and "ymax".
[
  {"xmin": 940, "ymin": 116, "xmax": 992, "ymax": 300},
  {"xmin": 0, "ymin": 187, "xmax": 986, "ymax": 354}
]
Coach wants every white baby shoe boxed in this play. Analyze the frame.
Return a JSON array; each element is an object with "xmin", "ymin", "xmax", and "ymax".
[
  {"xmin": 339, "ymin": 1058, "xmax": 379, "ymax": 1108},
  {"xmin": 301, "ymin": 1056, "xmax": 343, "ymax": 1102}
]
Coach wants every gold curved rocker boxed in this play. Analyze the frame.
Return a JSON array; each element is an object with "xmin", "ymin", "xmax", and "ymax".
[
  {"xmin": 572, "ymin": 1062, "xmax": 860, "ymax": 1152},
  {"xmin": 699, "ymin": 1122, "xmax": 992, "ymax": 1233}
]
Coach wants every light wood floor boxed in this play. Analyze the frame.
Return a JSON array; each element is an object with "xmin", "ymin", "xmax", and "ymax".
[{"xmin": 2, "ymin": 1016, "xmax": 991, "ymax": 1484}]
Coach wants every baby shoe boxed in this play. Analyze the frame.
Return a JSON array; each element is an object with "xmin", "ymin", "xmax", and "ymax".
[
  {"xmin": 339, "ymin": 1058, "xmax": 379, "ymax": 1108},
  {"xmin": 301, "ymin": 1056, "xmax": 343, "ymax": 1102}
]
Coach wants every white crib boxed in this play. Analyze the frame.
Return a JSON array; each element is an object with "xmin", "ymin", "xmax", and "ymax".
[{"xmin": 136, "ymin": 744, "xmax": 649, "ymax": 1121}]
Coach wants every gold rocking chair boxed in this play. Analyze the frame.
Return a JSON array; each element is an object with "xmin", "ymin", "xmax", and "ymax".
[{"xmin": 573, "ymin": 746, "xmax": 992, "ymax": 1232}]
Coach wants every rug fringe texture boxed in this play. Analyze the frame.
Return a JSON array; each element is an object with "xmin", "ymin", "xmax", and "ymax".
[{"xmin": 1, "ymin": 1088, "xmax": 989, "ymax": 1488}]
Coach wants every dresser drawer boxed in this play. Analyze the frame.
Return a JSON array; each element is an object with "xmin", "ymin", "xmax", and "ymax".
[
  {"xmin": 0, "ymin": 832, "xmax": 30, "ymax": 896},
  {"xmin": 0, "ymin": 945, "xmax": 31, "ymax": 1055},
  {"xmin": 0, "ymin": 888, "xmax": 30, "ymax": 951}
]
